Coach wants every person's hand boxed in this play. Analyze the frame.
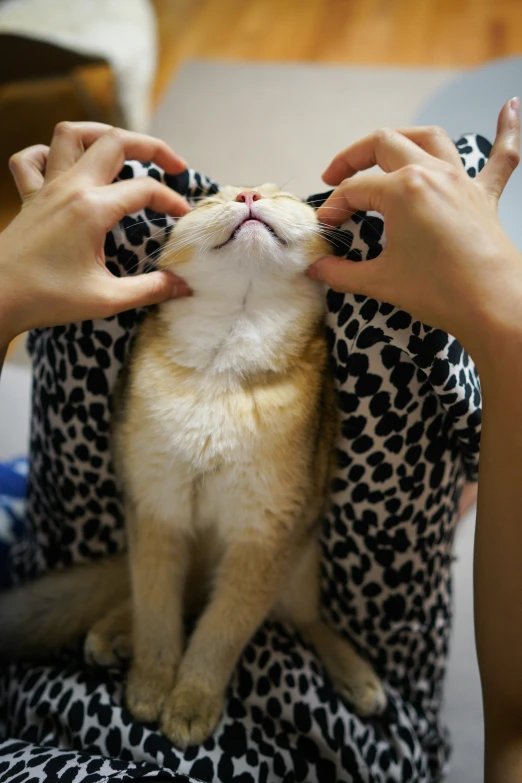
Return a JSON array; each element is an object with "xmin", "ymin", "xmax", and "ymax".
[
  {"xmin": 308, "ymin": 99, "xmax": 521, "ymax": 366},
  {"xmin": 0, "ymin": 122, "xmax": 192, "ymax": 346}
]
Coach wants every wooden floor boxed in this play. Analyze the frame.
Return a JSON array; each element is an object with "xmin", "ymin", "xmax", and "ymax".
[
  {"xmin": 1, "ymin": 0, "xmax": 522, "ymax": 233},
  {"xmin": 153, "ymin": 0, "xmax": 522, "ymax": 101}
]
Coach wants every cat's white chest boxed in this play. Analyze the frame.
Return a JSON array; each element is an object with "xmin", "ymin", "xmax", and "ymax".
[
  {"xmin": 162, "ymin": 288, "xmax": 292, "ymax": 375},
  {"xmin": 175, "ymin": 308, "xmax": 265, "ymax": 373}
]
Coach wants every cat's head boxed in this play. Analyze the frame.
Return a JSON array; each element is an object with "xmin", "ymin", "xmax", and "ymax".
[{"xmin": 159, "ymin": 184, "xmax": 330, "ymax": 279}]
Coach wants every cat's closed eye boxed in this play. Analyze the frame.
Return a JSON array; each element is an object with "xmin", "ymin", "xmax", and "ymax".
[{"xmin": 192, "ymin": 196, "xmax": 225, "ymax": 210}]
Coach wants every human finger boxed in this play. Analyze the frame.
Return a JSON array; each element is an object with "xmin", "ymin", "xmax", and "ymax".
[
  {"xmin": 477, "ymin": 98, "xmax": 520, "ymax": 200},
  {"xmin": 92, "ymin": 178, "xmax": 191, "ymax": 229},
  {"xmin": 321, "ymin": 128, "xmax": 431, "ymax": 185},
  {"xmin": 45, "ymin": 121, "xmax": 114, "ymax": 180},
  {"xmin": 392, "ymin": 126, "xmax": 462, "ymax": 166},
  {"xmin": 307, "ymin": 253, "xmax": 387, "ymax": 299},
  {"xmin": 317, "ymin": 172, "xmax": 389, "ymax": 227},
  {"xmin": 74, "ymin": 127, "xmax": 187, "ymax": 184},
  {"xmin": 8, "ymin": 144, "xmax": 49, "ymax": 200},
  {"xmin": 97, "ymin": 270, "xmax": 192, "ymax": 317}
]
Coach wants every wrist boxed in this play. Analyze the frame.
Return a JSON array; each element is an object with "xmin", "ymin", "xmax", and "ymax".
[
  {"xmin": 455, "ymin": 249, "xmax": 522, "ymax": 379},
  {"xmin": 0, "ymin": 222, "xmax": 31, "ymax": 346},
  {"xmin": 465, "ymin": 305, "xmax": 522, "ymax": 387}
]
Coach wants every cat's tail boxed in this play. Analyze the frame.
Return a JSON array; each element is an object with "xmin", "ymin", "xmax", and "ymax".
[{"xmin": 0, "ymin": 554, "xmax": 129, "ymax": 660}]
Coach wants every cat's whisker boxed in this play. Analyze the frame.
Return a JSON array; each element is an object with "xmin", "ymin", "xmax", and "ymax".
[
  {"xmin": 108, "ymin": 219, "xmax": 180, "ymax": 277},
  {"xmin": 118, "ymin": 216, "xmax": 176, "ymax": 232},
  {"xmin": 313, "ymin": 204, "xmax": 367, "ymax": 211},
  {"xmin": 120, "ymin": 226, "xmax": 204, "ymax": 277},
  {"xmin": 315, "ymin": 209, "xmax": 384, "ymax": 236},
  {"xmin": 305, "ymin": 196, "xmax": 355, "ymax": 204},
  {"xmin": 111, "ymin": 187, "xmax": 384, "ymax": 280}
]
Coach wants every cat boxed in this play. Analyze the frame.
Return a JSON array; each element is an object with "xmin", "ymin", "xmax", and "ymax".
[{"xmin": 0, "ymin": 184, "xmax": 386, "ymax": 748}]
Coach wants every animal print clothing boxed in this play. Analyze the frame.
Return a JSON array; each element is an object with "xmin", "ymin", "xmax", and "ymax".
[{"xmin": 0, "ymin": 134, "xmax": 489, "ymax": 782}]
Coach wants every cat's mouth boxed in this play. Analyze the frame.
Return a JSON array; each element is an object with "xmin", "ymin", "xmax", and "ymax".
[{"xmin": 214, "ymin": 213, "xmax": 285, "ymax": 249}]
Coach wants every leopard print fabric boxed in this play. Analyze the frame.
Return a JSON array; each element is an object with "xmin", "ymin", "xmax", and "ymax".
[{"xmin": 0, "ymin": 134, "xmax": 488, "ymax": 783}]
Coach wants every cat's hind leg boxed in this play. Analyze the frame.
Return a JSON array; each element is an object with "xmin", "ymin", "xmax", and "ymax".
[
  {"xmin": 305, "ymin": 619, "xmax": 387, "ymax": 717},
  {"xmin": 84, "ymin": 599, "xmax": 133, "ymax": 668},
  {"xmin": 276, "ymin": 538, "xmax": 387, "ymax": 717}
]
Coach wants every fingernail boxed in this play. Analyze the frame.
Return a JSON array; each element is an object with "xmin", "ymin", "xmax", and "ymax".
[
  {"xmin": 170, "ymin": 283, "xmax": 192, "ymax": 299},
  {"xmin": 306, "ymin": 264, "xmax": 322, "ymax": 281},
  {"xmin": 171, "ymin": 198, "xmax": 191, "ymax": 216},
  {"xmin": 509, "ymin": 97, "xmax": 520, "ymax": 117}
]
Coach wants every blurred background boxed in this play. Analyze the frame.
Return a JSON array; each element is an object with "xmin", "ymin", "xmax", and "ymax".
[{"xmin": 1, "ymin": 0, "xmax": 522, "ymax": 233}]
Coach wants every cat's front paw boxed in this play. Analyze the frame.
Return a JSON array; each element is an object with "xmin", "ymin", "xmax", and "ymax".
[
  {"xmin": 126, "ymin": 664, "xmax": 175, "ymax": 724},
  {"xmin": 161, "ymin": 682, "xmax": 223, "ymax": 748}
]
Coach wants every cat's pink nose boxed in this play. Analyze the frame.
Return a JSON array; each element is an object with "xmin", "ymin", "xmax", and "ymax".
[{"xmin": 236, "ymin": 191, "xmax": 262, "ymax": 207}]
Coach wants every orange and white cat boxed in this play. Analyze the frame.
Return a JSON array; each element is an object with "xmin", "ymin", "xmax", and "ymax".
[{"xmin": 0, "ymin": 184, "xmax": 386, "ymax": 748}]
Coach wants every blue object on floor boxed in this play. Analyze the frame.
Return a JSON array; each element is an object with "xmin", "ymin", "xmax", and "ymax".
[{"xmin": 0, "ymin": 457, "xmax": 28, "ymax": 588}]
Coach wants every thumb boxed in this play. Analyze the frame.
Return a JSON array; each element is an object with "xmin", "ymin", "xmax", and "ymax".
[
  {"xmin": 101, "ymin": 270, "xmax": 192, "ymax": 315},
  {"xmin": 307, "ymin": 254, "xmax": 386, "ymax": 298}
]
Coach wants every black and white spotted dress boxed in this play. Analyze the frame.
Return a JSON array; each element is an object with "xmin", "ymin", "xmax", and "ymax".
[{"xmin": 0, "ymin": 134, "xmax": 488, "ymax": 783}]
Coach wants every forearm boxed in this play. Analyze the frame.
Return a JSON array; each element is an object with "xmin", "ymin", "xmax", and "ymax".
[
  {"xmin": 0, "ymin": 304, "xmax": 16, "ymax": 377},
  {"xmin": 473, "ymin": 334, "xmax": 522, "ymax": 783}
]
